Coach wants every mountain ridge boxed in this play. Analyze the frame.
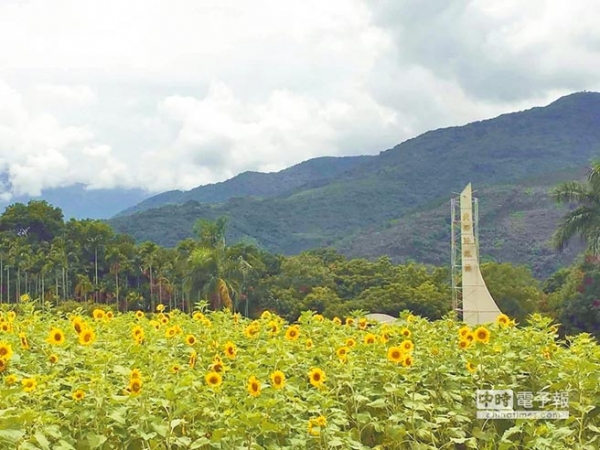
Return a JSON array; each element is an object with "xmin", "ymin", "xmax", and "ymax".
[{"xmin": 108, "ymin": 92, "xmax": 600, "ymax": 277}]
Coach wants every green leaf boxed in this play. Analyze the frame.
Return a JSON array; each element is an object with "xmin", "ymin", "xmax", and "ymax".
[
  {"xmin": 53, "ymin": 441, "xmax": 76, "ymax": 450},
  {"xmin": 328, "ymin": 438, "xmax": 344, "ymax": 447},
  {"xmin": 19, "ymin": 443, "xmax": 41, "ymax": 450},
  {"xmin": 86, "ymin": 432, "xmax": 107, "ymax": 449},
  {"xmin": 190, "ymin": 437, "xmax": 210, "ymax": 449},
  {"xmin": 367, "ymin": 398, "xmax": 387, "ymax": 408},
  {"xmin": 33, "ymin": 432, "xmax": 51, "ymax": 450},
  {"xmin": 0, "ymin": 429, "xmax": 25, "ymax": 444},
  {"xmin": 151, "ymin": 423, "xmax": 168, "ymax": 438},
  {"xmin": 42, "ymin": 426, "xmax": 61, "ymax": 440}
]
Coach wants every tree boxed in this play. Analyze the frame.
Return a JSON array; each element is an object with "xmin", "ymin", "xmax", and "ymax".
[
  {"xmin": 185, "ymin": 217, "xmax": 247, "ymax": 312},
  {"xmin": 553, "ymin": 161, "xmax": 600, "ymax": 253},
  {"xmin": 480, "ymin": 262, "xmax": 543, "ymax": 323},
  {"xmin": 0, "ymin": 201, "xmax": 64, "ymax": 244}
]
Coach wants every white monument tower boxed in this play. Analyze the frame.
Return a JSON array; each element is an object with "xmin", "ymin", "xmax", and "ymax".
[{"xmin": 451, "ymin": 183, "xmax": 502, "ymax": 325}]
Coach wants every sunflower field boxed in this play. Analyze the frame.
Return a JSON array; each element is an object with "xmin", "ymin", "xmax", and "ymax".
[{"xmin": 0, "ymin": 301, "xmax": 599, "ymax": 450}]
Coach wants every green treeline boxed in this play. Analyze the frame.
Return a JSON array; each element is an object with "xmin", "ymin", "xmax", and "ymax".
[{"xmin": 0, "ymin": 197, "xmax": 598, "ymax": 339}]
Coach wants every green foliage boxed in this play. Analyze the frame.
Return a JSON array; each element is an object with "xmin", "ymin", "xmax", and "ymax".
[
  {"xmin": 552, "ymin": 160, "xmax": 600, "ymax": 255},
  {"xmin": 480, "ymin": 262, "xmax": 544, "ymax": 324},
  {"xmin": 547, "ymin": 257, "xmax": 600, "ymax": 339},
  {"xmin": 0, "ymin": 201, "xmax": 64, "ymax": 243}
]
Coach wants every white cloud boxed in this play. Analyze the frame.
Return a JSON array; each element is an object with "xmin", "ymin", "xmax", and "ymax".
[
  {"xmin": 0, "ymin": 0, "xmax": 598, "ymax": 198},
  {"xmin": 34, "ymin": 84, "xmax": 96, "ymax": 106}
]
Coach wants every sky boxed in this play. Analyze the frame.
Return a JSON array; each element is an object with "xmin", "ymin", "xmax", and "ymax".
[{"xmin": 0, "ymin": 0, "xmax": 598, "ymax": 199}]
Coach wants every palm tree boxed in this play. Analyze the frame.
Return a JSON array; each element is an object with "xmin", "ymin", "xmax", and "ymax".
[
  {"xmin": 185, "ymin": 217, "xmax": 247, "ymax": 311},
  {"xmin": 186, "ymin": 246, "xmax": 237, "ymax": 310},
  {"xmin": 553, "ymin": 161, "xmax": 600, "ymax": 253}
]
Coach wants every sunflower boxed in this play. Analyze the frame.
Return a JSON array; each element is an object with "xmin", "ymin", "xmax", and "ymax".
[
  {"xmin": 131, "ymin": 325, "xmax": 144, "ymax": 340},
  {"xmin": 244, "ymin": 323, "xmax": 260, "ymax": 339},
  {"xmin": 224, "ymin": 342, "xmax": 237, "ymax": 359},
  {"xmin": 205, "ymin": 371, "xmax": 222, "ymax": 388},
  {"xmin": 211, "ymin": 361, "xmax": 225, "ymax": 373},
  {"xmin": 0, "ymin": 359, "xmax": 7, "ymax": 372},
  {"xmin": 336, "ymin": 346, "xmax": 349, "ymax": 360},
  {"xmin": 5, "ymin": 374, "xmax": 17, "ymax": 385},
  {"xmin": 156, "ymin": 304, "xmax": 165, "ymax": 312},
  {"xmin": 106, "ymin": 311, "xmax": 114, "ymax": 321},
  {"xmin": 130, "ymin": 368, "xmax": 142, "ymax": 380},
  {"xmin": 466, "ymin": 362, "xmax": 477, "ymax": 373},
  {"xmin": 387, "ymin": 346, "xmax": 403, "ymax": 363},
  {"xmin": 135, "ymin": 310, "xmax": 145, "ymax": 320},
  {"xmin": 260, "ymin": 310, "xmax": 272, "ymax": 320},
  {"xmin": 400, "ymin": 328, "xmax": 411, "ymax": 338},
  {"xmin": 345, "ymin": 338, "xmax": 356, "ymax": 348},
  {"xmin": 308, "ymin": 416, "xmax": 326, "ymax": 436},
  {"xmin": 185, "ymin": 334, "xmax": 197, "ymax": 346},
  {"xmin": 430, "ymin": 347, "xmax": 440, "ymax": 356},
  {"xmin": 247, "ymin": 376, "xmax": 261, "ymax": 397},
  {"xmin": 192, "ymin": 311, "xmax": 204, "ymax": 321},
  {"xmin": 160, "ymin": 316, "xmax": 169, "ymax": 325},
  {"xmin": 78, "ymin": 328, "xmax": 96, "ymax": 346},
  {"xmin": 22, "ymin": 377, "xmax": 37, "ymax": 392},
  {"xmin": 189, "ymin": 351, "xmax": 197, "ymax": 368},
  {"xmin": 332, "ymin": 317, "xmax": 342, "ymax": 326},
  {"xmin": 285, "ymin": 325, "xmax": 300, "ymax": 341},
  {"xmin": 270, "ymin": 370, "xmax": 285, "ymax": 389},
  {"xmin": 402, "ymin": 355, "xmax": 414, "ymax": 367},
  {"xmin": 308, "ymin": 368, "xmax": 326, "ymax": 388},
  {"xmin": 380, "ymin": 332, "xmax": 390, "ymax": 344},
  {"xmin": 149, "ymin": 320, "xmax": 160, "ymax": 330},
  {"xmin": 315, "ymin": 415, "xmax": 326, "ymax": 427},
  {"xmin": 165, "ymin": 327, "xmax": 177, "ymax": 338},
  {"xmin": 305, "ymin": 339, "xmax": 314, "ymax": 350},
  {"xmin": 458, "ymin": 339, "xmax": 470, "ymax": 350},
  {"xmin": 201, "ymin": 318, "xmax": 212, "ymax": 328},
  {"xmin": 47, "ymin": 328, "xmax": 65, "ymax": 345},
  {"xmin": 345, "ymin": 318, "xmax": 355, "ymax": 327},
  {"xmin": 401, "ymin": 340, "xmax": 414, "ymax": 353},
  {"xmin": 72, "ymin": 389, "xmax": 85, "ymax": 401},
  {"xmin": 128, "ymin": 379, "xmax": 142, "ymax": 395},
  {"xmin": 267, "ymin": 320, "xmax": 280, "ymax": 335},
  {"xmin": 465, "ymin": 332, "xmax": 475, "ymax": 342},
  {"xmin": 20, "ymin": 293, "xmax": 30, "ymax": 302},
  {"xmin": 495, "ymin": 313, "xmax": 509, "ymax": 327},
  {"xmin": 458, "ymin": 326, "xmax": 471, "ymax": 338},
  {"xmin": 474, "ymin": 326, "xmax": 490, "ymax": 344},
  {"xmin": 314, "ymin": 314, "xmax": 324, "ymax": 322},
  {"xmin": 170, "ymin": 364, "xmax": 181, "ymax": 374},
  {"xmin": 72, "ymin": 317, "xmax": 85, "ymax": 334},
  {"xmin": 0, "ymin": 323, "xmax": 11, "ymax": 333},
  {"xmin": 6, "ymin": 311, "xmax": 16, "ymax": 322},
  {"xmin": 364, "ymin": 333, "xmax": 377, "ymax": 345},
  {"xmin": 0, "ymin": 342, "xmax": 13, "ymax": 360},
  {"xmin": 308, "ymin": 420, "xmax": 320, "ymax": 436},
  {"xmin": 49, "ymin": 354, "xmax": 59, "ymax": 364},
  {"xmin": 358, "ymin": 318, "xmax": 368, "ymax": 330},
  {"xmin": 92, "ymin": 309, "xmax": 105, "ymax": 321}
]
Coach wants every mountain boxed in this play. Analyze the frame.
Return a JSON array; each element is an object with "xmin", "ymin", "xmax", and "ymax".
[
  {"xmin": 338, "ymin": 168, "xmax": 587, "ymax": 277},
  {"xmin": 115, "ymin": 155, "xmax": 374, "ymax": 217},
  {"xmin": 109, "ymin": 92, "xmax": 600, "ymax": 276},
  {"xmin": 0, "ymin": 184, "xmax": 151, "ymax": 219}
]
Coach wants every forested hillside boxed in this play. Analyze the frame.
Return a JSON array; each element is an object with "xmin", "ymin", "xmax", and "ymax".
[{"xmin": 109, "ymin": 93, "xmax": 600, "ymax": 275}]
